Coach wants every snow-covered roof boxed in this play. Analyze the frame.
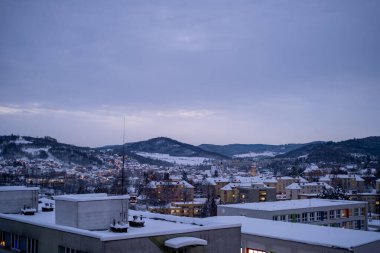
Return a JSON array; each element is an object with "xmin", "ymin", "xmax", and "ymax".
[
  {"xmin": 319, "ymin": 174, "xmax": 365, "ymax": 182},
  {"xmin": 206, "ymin": 216, "xmax": 380, "ymax": 249},
  {"xmin": 219, "ymin": 198, "xmax": 366, "ymax": 211},
  {"xmin": 220, "ymin": 183, "xmax": 241, "ymax": 191},
  {"xmin": 234, "ymin": 176, "xmax": 278, "ymax": 184},
  {"xmin": 286, "ymin": 182, "xmax": 333, "ymax": 190},
  {"xmin": 303, "ymin": 164, "xmax": 320, "ymax": 173},
  {"xmin": 54, "ymin": 193, "xmax": 129, "ymax": 202},
  {"xmin": 203, "ymin": 177, "xmax": 230, "ymax": 186},
  {"xmin": 147, "ymin": 180, "xmax": 195, "ymax": 189},
  {"xmin": 286, "ymin": 183, "xmax": 302, "ymax": 190},
  {"xmin": 165, "ymin": 237, "xmax": 207, "ymax": 249},
  {"xmin": 0, "ymin": 208, "xmax": 240, "ymax": 242},
  {"xmin": 0, "ymin": 186, "xmax": 39, "ymax": 191}
]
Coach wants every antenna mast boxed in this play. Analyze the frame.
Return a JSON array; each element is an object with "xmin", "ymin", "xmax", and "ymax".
[{"xmin": 122, "ymin": 116, "xmax": 125, "ymax": 195}]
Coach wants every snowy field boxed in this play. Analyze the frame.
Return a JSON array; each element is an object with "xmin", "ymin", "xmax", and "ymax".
[{"xmin": 135, "ymin": 152, "xmax": 212, "ymax": 165}]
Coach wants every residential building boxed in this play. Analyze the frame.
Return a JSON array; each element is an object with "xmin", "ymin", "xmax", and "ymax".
[
  {"xmin": 320, "ymin": 174, "xmax": 366, "ymax": 193},
  {"xmin": 220, "ymin": 182, "xmax": 241, "ymax": 204},
  {"xmin": 348, "ymin": 191, "xmax": 380, "ymax": 216},
  {"xmin": 239, "ymin": 183, "xmax": 276, "ymax": 203},
  {"xmin": 276, "ymin": 176, "xmax": 308, "ymax": 194},
  {"xmin": 145, "ymin": 180, "xmax": 194, "ymax": 204},
  {"xmin": 201, "ymin": 177, "xmax": 229, "ymax": 197},
  {"xmin": 286, "ymin": 182, "xmax": 332, "ymax": 200},
  {"xmin": 218, "ymin": 198, "xmax": 368, "ymax": 230},
  {"xmin": 149, "ymin": 199, "xmax": 206, "ymax": 217}
]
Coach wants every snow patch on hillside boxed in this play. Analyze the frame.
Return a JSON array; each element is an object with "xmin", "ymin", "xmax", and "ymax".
[
  {"xmin": 233, "ymin": 151, "xmax": 279, "ymax": 158},
  {"xmin": 23, "ymin": 147, "xmax": 50, "ymax": 155},
  {"xmin": 12, "ymin": 137, "xmax": 32, "ymax": 145},
  {"xmin": 135, "ymin": 152, "xmax": 212, "ymax": 165}
]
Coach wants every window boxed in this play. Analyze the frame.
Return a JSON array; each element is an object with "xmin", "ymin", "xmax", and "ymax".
[
  {"xmin": 321, "ymin": 211, "xmax": 327, "ymax": 221},
  {"xmin": 329, "ymin": 210, "xmax": 335, "ymax": 219},
  {"xmin": 354, "ymin": 208, "xmax": 359, "ymax": 216},
  {"xmin": 272, "ymin": 216, "xmax": 278, "ymax": 221},
  {"xmin": 247, "ymin": 249, "xmax": 266, "ymax": 253},
  {"xmin": 58, "ymin": 246, "xmax": 87, "ymax": 253},
  {"xmin": 27, "ymin": 237, "xmax": 38, "ymax": 253},
  {"xmin": 302, "ymin": 213, "xmax": 307, "ymax": 222},
  {"xmin": 0, "ymin": 231, "xmax": 5, "ymax": 247},
  {"xmin": 336, "ymin": 210, "xmax": 341, "ymax": 218},
  {"xmin": 354, "ymin": 220, "xmax": 362, "ymax": 230},
  {"xmin": 309, "ymin": 212, "xmax": 315, "ymax": 221},
  {"xmin": 316, "ymin": 212, "xmax": 321, "ymax": 221},
  {"xmin": 341, "ymin": 209, "xmax": 349, "ymax": 218},
  {"xmin": 11, "ymin": 234, "xmax": 19, "ymax": 250},
  {"xmin": 280, "ymin": 215, "xmax": 286, "ymax": 221}
]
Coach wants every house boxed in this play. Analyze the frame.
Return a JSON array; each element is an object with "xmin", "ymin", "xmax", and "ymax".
[{"xmin": 285, "ymin": 182, "xmax": 333, "ymax": 200}]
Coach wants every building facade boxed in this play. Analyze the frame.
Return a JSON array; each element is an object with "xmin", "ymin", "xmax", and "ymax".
[{"xmin": 218, "ymin": 199, "xmax": 368, "ymax": 230}]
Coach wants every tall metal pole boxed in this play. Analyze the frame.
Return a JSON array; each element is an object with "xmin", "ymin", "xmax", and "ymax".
[{"xmin": 122, "ymin": 116, "xmax": 125, "ymax": 195}]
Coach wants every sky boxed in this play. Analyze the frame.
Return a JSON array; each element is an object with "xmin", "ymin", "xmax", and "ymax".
[{"xmin": 1, "ymin": 0, "xmax": 379, "ymax": 147}]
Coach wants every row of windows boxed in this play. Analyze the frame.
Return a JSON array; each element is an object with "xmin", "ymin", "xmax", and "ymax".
[
  {"xmin": 58, "ymin": 246, "xmax": 87, "ymax": 253},
  {"xmin": 0, "ymin": 231, "xmax": 38, "ymax": 253},
  {"xmin": 272, "ymin": 208, "xmax": 365, "ymax": 223}
]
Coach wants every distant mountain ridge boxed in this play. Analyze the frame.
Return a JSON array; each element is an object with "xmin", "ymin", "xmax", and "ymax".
[
  {"xmin": 103, "ymin": 137, "xmax": 228, "ymax": 160},
  {"xmin": 0, "ymin": 135, "xmax": 102, "ymax": 166},
  {"xmin": 276, "ymin": 136, "xmax": 380, "ymax": 163},
  {"xmin": 2, "ymin": 135, "xmax": 380, "ymax": 166}
]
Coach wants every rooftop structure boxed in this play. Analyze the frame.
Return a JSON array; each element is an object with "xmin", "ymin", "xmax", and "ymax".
[
  {"xmin": 0, "ymin": 196, "xmax": 241, "ymax": 253},
  {"xmin": 218, "ymin": 198, "xmax": 368, "ymax": 230},
  {"xmin": 207, "ymin": 216, "xmax": 380, "ymax": 253},
  {"xmin": 0, "ymin": 186, "xmax": 39, "ymax": 214},
  {"xmin": 54, "ymin": 193, "xmax": 129, "ymax": 230}
]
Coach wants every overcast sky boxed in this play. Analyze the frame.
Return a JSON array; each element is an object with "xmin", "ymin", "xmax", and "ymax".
[{"xmin": 1, "ymin": 0, "xmax": 379, "ymax": 147}]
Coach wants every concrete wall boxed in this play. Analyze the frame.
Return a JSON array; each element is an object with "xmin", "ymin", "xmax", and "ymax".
[
  {"xmin": 104, "ymin": 227, "xmax": 241, "ymax": 253},
  {"xmin": 353, "ymin": 240, "xmax": 380, "ymax": 253},
  {"xmin": 55, "ymin": 199, "xmax": 128, "ymax": 230},
  {"xmin": 0, "ymin": 217, "xmax": 103, "ymax": 253},
  {"xmin": 242, "ymin": 233, "xmax": 351, "ymax": 253},
  {"xmin": 0, "ymin": 189, "xmax": 38, "ymax": 214}
]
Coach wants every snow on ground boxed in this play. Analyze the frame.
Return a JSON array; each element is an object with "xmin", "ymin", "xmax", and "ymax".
[
  {"xmin": 135, "ymin": 152, "xmax": 212, "ymax": 165},
  {"xmin": 23, "ymin": 147, "xmax": 50, "ymax": 155},
  {"xmin": 12, "ymin": 137, "xmax": 32, "ymax": 145},
  {"xmin": 233, "ymin": 151, "xmax": 279, "ymax": 158}
]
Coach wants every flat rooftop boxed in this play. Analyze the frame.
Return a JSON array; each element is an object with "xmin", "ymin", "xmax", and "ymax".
[
  {"xmin": 219, "ymin": 198, "xmax": 366, "ymax": 211},
  {"xmin": 206, "ymin": 216, "xmax": 380, "ymax": 250},
  {"xmin": 0, "ymin": 186, "xmax": 39, "ymax": 191},
  {"xmin": 54, "ymin": 193, "xmax": 129, "ymax": 202},
  {"xmin": 0, "ymin": 201, "xmax": 240, "ymax": 242}
]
